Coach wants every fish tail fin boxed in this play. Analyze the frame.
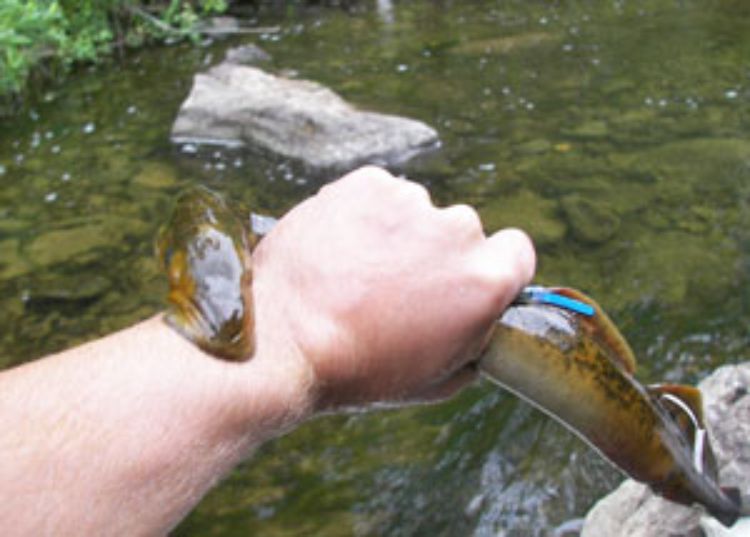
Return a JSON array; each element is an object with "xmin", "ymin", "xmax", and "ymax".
[
  {"xmin": 721, "ymin": 486, "xmax": 742, "ymax": 508},
  {"xmin": 711, "ymin": 487, "xmax": 743, "ymax": 527}
]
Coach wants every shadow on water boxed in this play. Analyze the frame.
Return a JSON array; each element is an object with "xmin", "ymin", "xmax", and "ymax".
[{"xmin": 2, "ymin": 1, "xmax": 750, "ymax": 535}]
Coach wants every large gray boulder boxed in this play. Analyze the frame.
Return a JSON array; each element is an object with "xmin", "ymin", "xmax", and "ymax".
[
  {"xmin": 582, "ymin": 363, "xmax": 750, "ymax": 536},
  {"xmin": 171, "ymin": 63, "xmax": 439, "ymax": 169}
]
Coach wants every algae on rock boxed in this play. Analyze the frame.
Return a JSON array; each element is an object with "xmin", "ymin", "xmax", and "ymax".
[
  {"xmin": 560, "ymin": 194, "xmax": 620, "ymax": 245},
  {"xmin": 479, "ymin": 189, "xmax": 566, "ymax": 247}
]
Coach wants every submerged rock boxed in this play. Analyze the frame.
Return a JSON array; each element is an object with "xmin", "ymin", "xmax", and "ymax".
[
  {"xmin": 581, "ymin": 362, "xmax": 750, "ymax": 536},
  {"xmin": 132, "ymin": 161, "xmax": 179, "ymax": 189},
  {"xmin": 0, "ymin": 238, "xmax": 30, "ymax": 280},
  {"xmin": 451, "ymin": 31, "xmax": 558, "ymax": 56},
  {"xmin": 25, "ymin": 274, "xmax": 112, "ymax": 306},
  {"xmin": 25, "ymin": 226, "xmax": 114, "ymax": 268},
  {"xmin": 514, "ymin": 138, "xmax": 552, "ymax": 155},
  {"xmin": 171, "ymin": 64, "xmax": 439, "ymax": 169},
  {"xmin": 563, "ymin": 120, "xmax": 609, "ymax": 140},
  {"xmin": 24, "ymin": 217, "xmax": 148, "ymax": 269},
  {"xmin": 616, "ymin": 230, "xmax": 736, "ymax": 308},
  {"xmin": 224, "ymin": 44, "xmax": 271, "ymax": 65},
  {"xmin": 560, "ymin": 194, "xmax": 620, "ymax": 245},
  {"xmin": 479, "ymin": 189, "xmax": 566, "ymax": 247}
]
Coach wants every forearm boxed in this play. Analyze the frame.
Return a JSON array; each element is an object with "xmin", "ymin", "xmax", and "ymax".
[
  {"xmin": 0, "ymin": 315, "xmax": 314, "ymax": 536},
  {"xmin": 0, "ymin": 166, "xmax": 535, "ymax": 535}
]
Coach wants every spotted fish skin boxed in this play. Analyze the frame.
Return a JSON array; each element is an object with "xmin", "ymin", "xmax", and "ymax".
[
  {"xmin": 479, "ymin": 287, "xmax": 742, "ymax": 526},
  {"xmin": 155, "ymin": 189, "xmax": 742, "ymax": 524}
]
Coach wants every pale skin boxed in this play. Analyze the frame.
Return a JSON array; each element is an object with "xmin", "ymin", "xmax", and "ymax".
[{"xmin": 0, "ymin": 166, "xmax": 535, "ymax": 536}]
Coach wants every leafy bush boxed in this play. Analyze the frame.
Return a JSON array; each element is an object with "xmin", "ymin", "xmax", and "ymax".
[
  {"xmin": 0, "ymin": 0, "xmax": 228, "ymax": 99},
  {"xmin": 0, "ymin": 1, "xmax": 67, "ymax": 93}
]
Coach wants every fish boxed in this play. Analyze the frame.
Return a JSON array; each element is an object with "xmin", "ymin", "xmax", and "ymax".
[
  {"xmin": 479, "ymin": 286, "xmax": 743, "ymax": 526},
  {"xmin": 156, "ymin": 188, "xmax": 743, "ymax": 524},
  {"xmin": 155, "ymin": 186, "xmax": 257, "ymax": 361}
]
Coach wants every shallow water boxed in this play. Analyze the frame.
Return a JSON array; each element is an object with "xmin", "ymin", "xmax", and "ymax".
[{"xmin": 2, "ymin": 1, "xmax": 750, "ymax": 535}]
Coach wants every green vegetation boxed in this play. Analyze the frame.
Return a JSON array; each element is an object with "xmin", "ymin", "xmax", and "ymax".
[{"xmin": 0, "ymin": 0, "xmax": 227, "ymax": 101}]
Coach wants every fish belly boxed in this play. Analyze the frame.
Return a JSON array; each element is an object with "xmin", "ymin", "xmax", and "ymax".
[{"xmin": 480, "ymin": 324, "xmax": 667, "ymax": 481}]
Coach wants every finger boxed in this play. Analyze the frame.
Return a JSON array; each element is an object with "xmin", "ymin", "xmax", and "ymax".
[
  {"xmin": 422, "ymin": 227, "xmax": 535, "ymax": 378},
  {"xmin": 471, "ymin": 227, "xmax": 536, "ymax": 313},
  {"xmin": 438, "ymin": 203, "xmax": 484, "ymax": 242},
  {"xmin": 487, "ymin": 227, "xmax": 536, "ymax": 283},
  {"xmin": 399, "ymin": 179, "xmax": 432, "ymax": 205}
]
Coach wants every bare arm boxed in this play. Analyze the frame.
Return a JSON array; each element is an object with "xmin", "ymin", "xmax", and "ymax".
[
  {"xmin": 0, "ymin": 316, "xmax": 314, "ymax": 535},
  {"xmin": 0, "ymin": 166, "xmax": 535, "ymax": 535}
]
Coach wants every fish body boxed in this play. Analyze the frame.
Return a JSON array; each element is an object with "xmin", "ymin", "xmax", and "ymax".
[
  {"xmin": 155, "ymin": 186, "xmax": 256, "ymax": 360},
  {"xmin": 479, "ymin": 287, "xmax": 741, "ymax": 526},
  {"xmin": 154, "ymin": 188, "xmax": 742, "ymax": 523}
]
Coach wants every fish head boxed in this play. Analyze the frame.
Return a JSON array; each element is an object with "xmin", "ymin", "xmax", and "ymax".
[{"xmin": 156, "ymin": 187, "xmax": 256, "ymax": 361}]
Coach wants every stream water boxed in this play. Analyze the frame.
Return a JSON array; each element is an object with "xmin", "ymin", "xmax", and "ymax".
[{"xmin": 2, "ymin": 1, "xmax": 750, "ymax": 535}]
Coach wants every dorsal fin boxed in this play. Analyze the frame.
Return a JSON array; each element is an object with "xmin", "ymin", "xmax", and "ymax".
[
  {"xmin": 649, "ymin": 383, "xmax": 718, "ymax": 480},
  {"xmin": 550, "ymin": 287, "xmax": 637, "ymax": 374}
]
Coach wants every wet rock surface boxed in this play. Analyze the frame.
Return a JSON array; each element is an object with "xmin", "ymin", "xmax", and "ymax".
[
  {"xmin": 479, "ymin": 189, "xmax": 566, "ymax": 247},
  {"xmin": 171, "ymin": 63, "xmax": 439, "ymax": 169},
  {"xmin": 0, "ymin": 238, "xmax": 28, "ymax": 280},
  {"xmin": 24, "ymin": 274, "xmax": 112, "ymax": 307},
  {"xmin": 560, "ymin": 194, "xmax": 620, "ymax": 245},
  {"xmin": 450, "ymin": 31, "xmax": 559, "ymax": 56},
  {"xmin": 223, "ymin": 44, "xmax": 271, "ymax": 65},
  {"xmin": 24, "ymin": 217, "xmax": 148, "ymax": 269},
  {"xmin": 582, "ymin": 362, "xmax": 750, "ymax": 537},
  {"xmin": 132, "ymin": 161, "xmax": 179, "ymax": 189}
]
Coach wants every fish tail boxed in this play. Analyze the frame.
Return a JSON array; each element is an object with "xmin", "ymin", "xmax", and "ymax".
[{"xmin": 709, "ymin": 487, "xmax": 742, "ymax": 527}]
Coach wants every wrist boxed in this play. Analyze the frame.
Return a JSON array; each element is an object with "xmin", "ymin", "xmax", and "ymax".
[
  {"xmin": 224, "ymin": 271, "xmax": 320, "ymax": 443},
  {"xmin": 229, "ymin": 333, "xmax": 318, "ymax": 445},
  {"xmin": 135, "ymin": 315, "xmax": 316, "ymax": 456}
]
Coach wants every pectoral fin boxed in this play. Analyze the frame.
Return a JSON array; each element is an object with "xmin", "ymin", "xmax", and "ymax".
[
  {"xmin": 651, "ymin": 384, "xmax": 705, "ymax": 422},
  {"xmin": 649, "ymin": 383, "xmax": 718, "ymax": 480}
]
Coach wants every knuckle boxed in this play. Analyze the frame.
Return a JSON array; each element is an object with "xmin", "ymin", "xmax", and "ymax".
[
  {"xmin": 468, "ymin": 230, "xmax": 536, "ymax": 311},
  {"xmin": 323, "ymin": 166, "xmax": 394, "ymax": 196},
  {"xmin": 441, "ymin": 203, "xmax": 483, "ymax": 237},
  {"xmin": 349, "ymin": 165, "xmax": 396, "ymax": 189},
  {"xmin": 401, "ymin": 180, "xmax": 431, "ymax": 203}
]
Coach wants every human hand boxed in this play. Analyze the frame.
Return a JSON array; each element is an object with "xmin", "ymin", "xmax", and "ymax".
[{"xmin": 250, "ymin": 166, "xmax": 536, "ymax": 410}]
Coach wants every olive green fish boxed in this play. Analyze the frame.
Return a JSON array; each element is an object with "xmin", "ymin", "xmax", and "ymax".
[
  {"xmin": 156, "ymin": 187, "xmax": 743, "ymax": 525},
  {"xmin": 479, "ymin": 287, "xmax": 742, "ymax": 526},
  {"xmin": 155, "ymin": 186, "xmax": 256, "ymax": 360}
]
